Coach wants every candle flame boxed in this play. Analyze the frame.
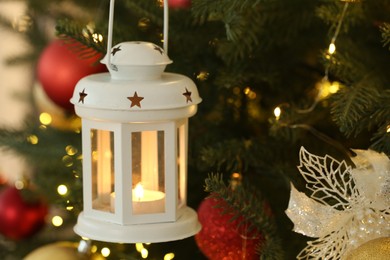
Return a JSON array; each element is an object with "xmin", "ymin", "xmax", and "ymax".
[{"xmin": 134, "ymin": 183, "xmax": 144, "ymax": 200}]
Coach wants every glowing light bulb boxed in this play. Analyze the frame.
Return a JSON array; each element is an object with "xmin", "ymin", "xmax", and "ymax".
[
  {"xmin": 136, "ymin": 243, "xmax": 144, "ymax": 252},
  {"xmin": 101, "ymin": 247, "xmax": 111, "ymax": 257},
  {"xmin": 27, "ymin": 135, "xmax": 39, "ymax": 145},
  {"xmin": 164, "ymin": 253, "xmax": 175, "ymax": 260},
  {"xmin": 62, "ymin": 155, "xmax": 74, "ymax": 167},
  {"xmin": 57, "ymin": 184, "xmax": 68, "ymax": 195},
  {"xmin": 244, "ymin": 87, "xmax": 257, "ymax": 99},
  {"xmin": 196, "ymin": 71, "xmax": 209, "ymax": 81},
  {"xmin": 134, "ymin": 183, "xmax": 145, "ymax": 200},
  {"xmin": 274, "ymin": 107, "xmax": 281, "ymax": 120},
  {"xmin": 328, "ymin": 43, "xmax": 336, "ymax": 54},
  {"xmin": 91, "ymin": 245, "xmax": 98, "ymax": 253},
  {"xmin": 231, "ymin": 172, "xmax": 242, "ymax": 189},
  {"xmin": 65, "ymin": 145, "xmax": 78, "ymax": 156},
  {"xmin": 14, "ymin": 180, "xmax": 25, "ymax": 190},
  {"xmin": 92, "ymin": 33, "xmax": 103, "ymax": 43},
  {"xmin": 141, "ymin": 248, "xmax": 148, "ymax": 258},
  {"xmin": 39, "ymin": 112, "xmax": 52, "ymax": 125},
  {"xmin": 329, "ymin": 81, "xmax": 340, "ymax": 94},
  {"xmin": 52, "ymin": 216, "xmax": 63, "ymax": 227},
  {"xmin": 386, "ymin": 125, "xmax": 390, "ymax": 133}
]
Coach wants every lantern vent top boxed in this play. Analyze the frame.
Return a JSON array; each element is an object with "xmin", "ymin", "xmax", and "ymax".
[{"xmin": 101, "ymin": 41, "xmax": 173, "ymax": 80}]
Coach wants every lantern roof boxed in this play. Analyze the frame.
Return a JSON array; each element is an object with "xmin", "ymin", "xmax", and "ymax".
[
  {"xmin": 71, "ymin": 72, "xmax": 201, "ymax": 115},
  {"xmin": 71, "ymin": 41, "xmax": 201, "ymax": 121},
  {"xmin": 101, "ymin": 41, "xmax": 172, "ymax": 66}
]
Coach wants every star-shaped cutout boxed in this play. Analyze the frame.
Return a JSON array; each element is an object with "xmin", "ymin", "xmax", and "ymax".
[
  {"xmin": 154, "ymin": 45, "xmax": 164, "ymax": 55},
  {"xmin": 111, "ymin": 45, "xmax": 122, "ymax": 56},
  {"xmin": 78, "ymin": 88, "xmax": 88, "ymax": 104},
  {"xmin": 183, "ymin": 88, "xmax": 192, "ymax": 103},
  {"xmin": 127, "ymin": 91, "xmax": 144, "ymax": 108}
]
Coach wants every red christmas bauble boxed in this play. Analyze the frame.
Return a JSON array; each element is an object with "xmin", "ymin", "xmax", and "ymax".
[
  {"xmin": 168, "ymin": 0, "xmax": 191, "ymax": 9},
  {"xmin": 0, "ymin": 186, "xmax": 48, "ymax": 240},
  {"xmin": 195, "ymin": 197, "xmax": 262, "ymax": 260},
  {"xmin": 37, "ymin": 39, "xmax": 106, "ymax": 111}
]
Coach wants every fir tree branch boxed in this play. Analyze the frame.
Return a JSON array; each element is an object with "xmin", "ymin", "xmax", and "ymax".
[
  {"xmin": 204, "ymin": 173, "xmax": 285, "ymax": 259},
  {"xmin": 123, "ymin": 0, "xmax": 163, "ymax": 26},
  {"xmin": 56, "ymin": 18, "xmax": 106, "ymax": 55},
  {"xmin": 330, "ymin": 76, "xmax": 381, "ymax": 137},
  {"xmin": 380, "ymin": 23, "xmax": 390, "ymax": 50}
]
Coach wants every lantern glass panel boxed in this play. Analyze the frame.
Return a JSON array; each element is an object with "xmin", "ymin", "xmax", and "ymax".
[
  {"xmin": 177, "ymin": 124, "xmax": 186, "ymax": 208},
  {"xmin": 131, "ymin": 130, "xmax": 166, "ymax": 215},
  {"xmin": 91, "ymin": 129, "xmax": 115, "ymax": 213}
]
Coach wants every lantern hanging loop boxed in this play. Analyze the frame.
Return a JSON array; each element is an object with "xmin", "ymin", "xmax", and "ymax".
[{"xmin": 106, "ymin": 0, "xmax": 169, "ymax": 69}]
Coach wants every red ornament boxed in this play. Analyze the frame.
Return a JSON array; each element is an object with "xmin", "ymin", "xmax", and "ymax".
[
  {"xmin": 195, "ymin": 197, "xmax": 263, "ymax": 260},
  {"xmin": 168, "ymin": 0, "xmax": 191, "ymax": 9},
  {"xmin": 37, "ymin": 39, "xmax": 107, "ymax": 111},
  {"xmin": 0, "ymin": 186, "xmax": 48, "ymax": 240}
]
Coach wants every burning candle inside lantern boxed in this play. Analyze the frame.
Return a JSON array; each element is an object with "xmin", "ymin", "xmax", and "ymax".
[
  {"xmin": 134, "ymin": 183, "xmax": 144, "ymax": 200},
  {"xmin": 110, "ymin": 183, "xmax": 165, "ymax": 214},
  {"xmin": 72, "ymin": 0, "xmax": 201, "ymax": 243}
]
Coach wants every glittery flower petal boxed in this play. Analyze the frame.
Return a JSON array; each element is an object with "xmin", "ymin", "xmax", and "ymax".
[
  {"xmin": 286, "ymin": 184, "xmax": 350, "ymax": 238},
  {"xmin": 351, "ymin": 149, "xmax": 390, "ymax": 208}
]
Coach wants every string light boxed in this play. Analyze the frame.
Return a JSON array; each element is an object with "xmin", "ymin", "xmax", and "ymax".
[
  {"xmin": 62, "ymin": 155, "xmax": 74, "ymax": 167},
  {"xmin": 135, "ymin": 243, "xmax": 150, "ymax": 258},
  {"xmin": 196, "ymin": 71, "xmax": 209, "ymax": 81},
  {"xmin": 101, "ymin": 247, "xmax": 111, "ymax": 257},
  {"xmin": 39, "ymin": 112, "xmax": 52, "ymax": 125},
  {"xmin": 141, "ymin": 248, "xmax": 149, "ymax": 258},
  {"xmin": 138, "ymin": 17, "xmax": 151, "ymax": 30},
  {"xmin": 325, "ymin": 2, "xmax": 349, "ymax": 76},
  {"xmin": 329, "ymin": 81, "xmax": 340, "ymax": 94},
  {"xmin": 244, "ymin": 87, "xmax": 257, "ymax": 99},
  {"xmin": 296, "ymin": 2, "xmax": 350, "ymax": 114},
  {"xmin": 231, "ymin": 172, "xmax": 242, "ymax": 189},
  {"xmin": 135, "ymin": 243, "xmax": 144, "ymax": 252},
  {"xmin": 274, "ymin": 106, "xmax": 281, "ymax": 120},
  {"xmin": 386, "ymin": 125, "xmax": 390, "ymax": 133},
  {"xmin": 51, "ymin": 216, "xmax": 64, "ymax": 227},
  {"xmin": 57, "ymin": 184, "xmax": 68, "ymax": 195},
  {"xmin": 27, "ymin": 134, "xmax": 39, "ymax": 145},
  {"xmin": 65, "ymin": 145, "xmax": 78, "ymax": 156},
  {"xmin": 164, "ymin": 253, "xmax": 175, "ymax": 260},
  {"xmin": 14, "ymin": 180, "xmax": 25, "ymax": 190},
  {"xmin": 91, "ymin": 245, "xmax": 98, "ymax": 253},
  {"xmin": 92, "ymin": 33, "xmax": 104, "ymax": 43},
  {"xmin": 316, "ymin": 80, "xmax": 341, "ymax": 100},
  {"xmin": 328, "ymin": 43, "xmax": 336, "ymax": 55}
]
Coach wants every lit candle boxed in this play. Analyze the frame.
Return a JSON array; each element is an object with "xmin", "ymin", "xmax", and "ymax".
[{"xmin": 110, "ymin": 183, "xmax": 165, "ymax": 214}]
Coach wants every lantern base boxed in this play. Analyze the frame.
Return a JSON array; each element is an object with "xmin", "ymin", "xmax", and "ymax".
[{"xmin": 74, "ymin": 206, "xmax": 201, "ymax": 243}]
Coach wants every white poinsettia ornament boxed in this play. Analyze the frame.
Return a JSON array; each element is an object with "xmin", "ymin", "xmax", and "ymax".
[{"xmin": 286, "ymin": 147, "xmax": 390, "ymax": 259}]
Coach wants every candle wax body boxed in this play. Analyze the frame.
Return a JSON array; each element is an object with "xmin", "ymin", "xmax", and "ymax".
[{"xmin": 110, "ymin": 189, "xmax": 165, "ymax": 214}]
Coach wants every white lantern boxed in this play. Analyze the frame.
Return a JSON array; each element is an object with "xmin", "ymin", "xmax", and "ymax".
[{"xmin": 70, "ymin": 1, "xmax": 201, "ymax": 243}]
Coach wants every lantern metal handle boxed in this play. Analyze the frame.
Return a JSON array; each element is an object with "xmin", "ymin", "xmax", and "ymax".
[{"xmin": 106, "ymin": 0, "xmax": 169, "ymax": 69}]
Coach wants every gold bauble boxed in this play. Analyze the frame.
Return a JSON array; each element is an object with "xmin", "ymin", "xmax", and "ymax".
[
  {"xmin": 346, "ymin": 237, "xmax": 390, "ymax": 260},
  {"xmin": 24, "ymin": 241, "xmax": 88, "ymax": 260}
]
